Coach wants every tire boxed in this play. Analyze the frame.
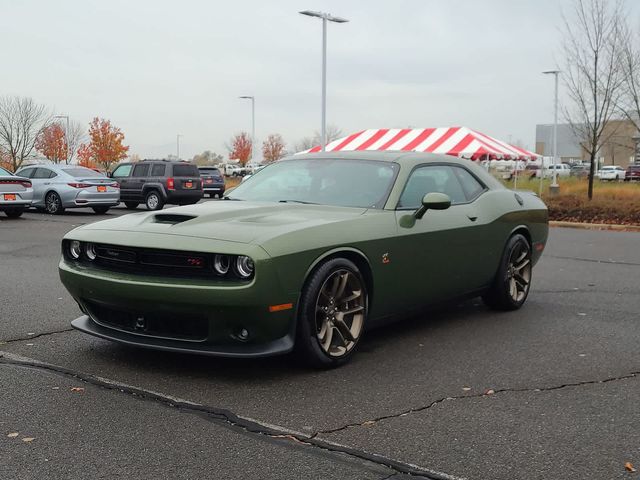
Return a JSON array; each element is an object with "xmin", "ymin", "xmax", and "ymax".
[
  {"xmin": 92, "ymin": 206, "xmax": 110, "ymax": 214},
  {"xmin": 482, "ymin": 234, "xmax": 532, "ymax": 311},
  {"xmin": 5, "ymin": 208, "xmax": 24, "ymax": 218},
  {"xmin": 295, "ymin": 258, "xmax": 368, "ymax": 368},
  {"xmin": 124, "ymin": 202, "xmax": 139, "ymax": 210},
  {"xmin": 45, "ymin": 191, "xmax": 65, "ymax": 215},
  {"xmin": 145, "ymin": 190, "xmax": 164, "ymax": 211}
]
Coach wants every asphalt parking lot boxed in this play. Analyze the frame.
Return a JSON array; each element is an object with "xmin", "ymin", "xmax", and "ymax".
[{"xmin": 1, "ymin": 204, "xmax": 639, "ymax": 479}]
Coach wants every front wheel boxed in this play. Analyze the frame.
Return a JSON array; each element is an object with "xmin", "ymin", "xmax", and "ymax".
[
  {"xmin": 295, "ymin": 258, "xmax": 368, "ymax": 368},
  {"xmin": 482, "ymin": 234, "xmax": 532, "ymax": 311}
]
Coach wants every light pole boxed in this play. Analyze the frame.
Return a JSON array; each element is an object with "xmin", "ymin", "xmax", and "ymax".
[
  {"xmin": 299, "ymin": 10, "xmax": 348, "ymax": 151},
  {"xmin": 543, "ymin": 70, "xmax": 560, "ymax": 194},
  {"xmin": 54, "ymin": 115, "xmax": 69, "ymax": 164},
  {"xmin": 176, "ymin": 134, "xmax": 183, "ymax": 160},
  {"xmin": 239, "ymin": 96, "xmax": 255, "ymax": 162}
]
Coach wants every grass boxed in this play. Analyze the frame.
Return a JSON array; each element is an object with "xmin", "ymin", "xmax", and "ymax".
[{"xmin": 504, "ymin": 176, "xmax": 640, "ymax": 225}]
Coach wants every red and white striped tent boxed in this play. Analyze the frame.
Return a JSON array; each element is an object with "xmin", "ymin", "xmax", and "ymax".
[{"xmin": 300, "ymin": 127, "xmax": 538, "ymax": 160}]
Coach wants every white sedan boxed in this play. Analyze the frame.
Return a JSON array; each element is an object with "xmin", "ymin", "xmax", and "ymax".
[{"xmin": 597, "ymin": 166, "xmax": 626, "ymax": 181}]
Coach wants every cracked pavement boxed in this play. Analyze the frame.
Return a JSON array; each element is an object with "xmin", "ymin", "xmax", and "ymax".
[{"xmin": 2, "ymin": 207, "xmax": 640, "ymax": 479}]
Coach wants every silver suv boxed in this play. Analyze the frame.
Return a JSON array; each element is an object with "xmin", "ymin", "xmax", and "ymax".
[{"xmin": 16, "ymin": 164, "xmax": 120, "ymax": 215}]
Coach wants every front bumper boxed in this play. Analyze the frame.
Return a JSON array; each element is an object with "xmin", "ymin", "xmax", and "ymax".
[{"xmin": 59, "ymin": 257, "xmax": 298, "ymax": 358}]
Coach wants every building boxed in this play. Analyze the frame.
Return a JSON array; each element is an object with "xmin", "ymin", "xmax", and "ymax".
[{"xmin": 535, "ymin": 119, "xmax": 639, "ymax": 166}]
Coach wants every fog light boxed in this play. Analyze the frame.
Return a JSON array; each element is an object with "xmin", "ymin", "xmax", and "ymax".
[
  {"xmin": 213, "ymin": 254, "xmax": 230, "ymax": 275},
  {"xmin": 69, "ymin": 240, "xmax": 82, "ymax": 259},
  {"xmin": 85, "ymin": 243, "xmax": 97, "ymax": 261},
  {"xmin": 235, "ymin": 256, "xmax": 254, "ymax": 278}
]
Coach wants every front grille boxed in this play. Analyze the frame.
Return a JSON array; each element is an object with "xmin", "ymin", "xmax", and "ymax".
[
  {"xmin": 84, "ymin": 300, "xmax": 208, "ymax": 341},
  {"xmin": 92, "ymin": 244, "xmax": 215, "ymax": 278}
]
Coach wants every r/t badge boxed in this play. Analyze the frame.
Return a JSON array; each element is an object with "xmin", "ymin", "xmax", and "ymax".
[{"xmin": 382, "ymin": 252, "xmax": 390, "ymax": 264}]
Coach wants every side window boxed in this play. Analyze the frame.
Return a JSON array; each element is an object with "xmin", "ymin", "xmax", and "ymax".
[
  {"xmin": 48, "ymin": 170, "xmax": 58, "ymax": 178},
  {"xmin": 32, "ymin": 168, "xmax": 52, "ymax": 179},
  {"xmin": 398, "ymin": 165, "xmax": 467, "ymax": 209},
  {"xmin": 452, "ymin": 167, "xmax": 485, "ymax": 202},
  {"xmin": 18, "ymin": 168, "xmax": 35, "ymax": 178},
  {"xmin": 132, "ymin": 164, "xmax": 150, "ymax": 178},
  {"xmin": 112, "ymin": 164, "xmax": 132, "ymax": 178},
  {"xmin": 151, "ymin": 164, "xmax": 165, "ymax": 177}
]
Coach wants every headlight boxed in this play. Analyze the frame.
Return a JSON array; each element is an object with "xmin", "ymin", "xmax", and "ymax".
[
  {"xmin": 85, "ymin": 243, "xmax": 97, "ymax": 261},
  {"xmin": 213, "ymin": 254, "xmax": 230, "ymax": 275},
  {"xmin": 235, "ymin": 255, "xmax": 254, "ymax": 278},
  {"xmin": 69, "ymin": 240, "xmax": 82, "ymax": 259}
]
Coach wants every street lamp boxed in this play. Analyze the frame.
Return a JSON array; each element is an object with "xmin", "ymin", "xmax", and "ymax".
[
  {"xmin": 54, "ymin": 115, "xmax": 69, "ymax": 164},
  {"xmin": 176, "ymin": 134, "xmax": 183, "ymax": 160},
  {"xmin": 543, "ymin": 70, "xmax": 560, "ymax": 193},
  {"xmin": 299, "ymin": 10, "xmax": 349, "ymax": 151},
  {"xmin": 239, "ymin": 96, "xmax": 255, "ymax": 161}
]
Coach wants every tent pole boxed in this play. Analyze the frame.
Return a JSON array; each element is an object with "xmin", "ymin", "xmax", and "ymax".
[{"xmin": 513, "ymin": 158, "xmax": 518, "ymax": 190}]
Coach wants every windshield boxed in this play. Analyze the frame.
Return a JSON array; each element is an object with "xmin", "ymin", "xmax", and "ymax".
[
  {"xmin": 62, "ymin": 167, "xmax": 104, "ymax": 178},
  {"xmin": 228, "ymin": 159, "xmax": 399, "ymax": 209}
]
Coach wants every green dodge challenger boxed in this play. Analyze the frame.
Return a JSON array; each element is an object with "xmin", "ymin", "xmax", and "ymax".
[{"xmin": 60, "ymin": 152, "xmax": 548, "ymax": 367}]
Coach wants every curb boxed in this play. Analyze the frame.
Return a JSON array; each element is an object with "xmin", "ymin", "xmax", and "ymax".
[{"xmin": 550, "ymin": 220, "xmax": 640, "ymax": 232}]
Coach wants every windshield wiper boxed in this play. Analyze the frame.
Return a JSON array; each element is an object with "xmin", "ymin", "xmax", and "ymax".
[{"xmin": 278, "ymin": 199, "xmax": 318, "ymax": 205}]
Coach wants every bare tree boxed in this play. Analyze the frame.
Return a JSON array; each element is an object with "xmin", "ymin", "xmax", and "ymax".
[
  {"xmin": 65, "ymin": 120, "xmax": 86, "ymax": 164},
  {"xmin": 294, "ymin": 125, "xmax": 344, "ymax": 153},
  {"xmin": 561, "ymin": 0, "xmax": 626, "ymax": 199},
  {"xmin": 0, "ymin": 96, "xmax": 50, "ymax": 171}
]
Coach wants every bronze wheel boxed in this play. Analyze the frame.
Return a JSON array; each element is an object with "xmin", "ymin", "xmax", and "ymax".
[{"xmin": 314, "ymin": 269, "xmax": 365, "ymax": 358}]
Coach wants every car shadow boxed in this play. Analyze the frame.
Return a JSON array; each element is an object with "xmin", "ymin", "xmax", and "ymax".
[{"xmin": 85, "ymin": 298, "xmax": 497, "ymax": 382}]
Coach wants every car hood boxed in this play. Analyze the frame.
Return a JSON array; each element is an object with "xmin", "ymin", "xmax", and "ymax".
[{"xmin": 79, "ymin": 201, "xmax": 368, "ymax": 244}]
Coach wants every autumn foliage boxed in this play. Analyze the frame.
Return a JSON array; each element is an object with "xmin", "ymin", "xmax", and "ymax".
[
  {"xmin": 262, "ymin": 134, "xmax": 286, "ymax": 163},
  {"xmin": 229, "ymin": 132, "xmax": 252, "ymax": 165},
  {"xmin": 35, "ymin": 123, "xmax": 68, "ymax": 163},
  {"xmin": 77, "ymin": 117, "xmax": 129, "ymax": 170}
]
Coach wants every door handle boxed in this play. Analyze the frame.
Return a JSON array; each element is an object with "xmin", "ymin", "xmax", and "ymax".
[
  {"xmin": 467, "ymin": 214, "xmax": 478, "ymax": 222},
  {"xmin": 43, "ymin": 182, "xmax": 51, "ymax": 185}
]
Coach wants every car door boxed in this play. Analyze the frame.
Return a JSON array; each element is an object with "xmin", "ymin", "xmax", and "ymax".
[
  {"xmin": 391, "ymin": 164, "xmax": 492, "ymax": 310},
  {"xmin": 111, "ymin": 164, "xmax": 134, "ymax": 200},
  {"xmin": 30, "ymin": 168, "xmax": 55, "ymax": 206},
  {"xmin": 130, "ymin": 164, "xmax": 150, "ymax": 201}
]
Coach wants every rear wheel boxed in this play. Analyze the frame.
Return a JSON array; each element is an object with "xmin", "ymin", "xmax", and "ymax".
[
  {"xmin": 124, "ymin": 202, "xmax": 139, "ymax": 210},
  {"xmin": 145, "ymin": 190, "xmax": 164, "ymax": 211},
  {"xmin": 295, "ymin": 258, "xmax": 367, "ymax": 368},
  {"xmin": 45, "ymin": 191, "xmax": 64, "ymax": 215},
  {"xmin": 483, "ymin": 234, "xmax": 532, "ymax": 311},
  {"xmin": 5, "ymin": 208, "xmax": 24, "ymax": 218},
  {"xmin": 92, "ymin": 206, "xmax": 109, "ymax": 214}
]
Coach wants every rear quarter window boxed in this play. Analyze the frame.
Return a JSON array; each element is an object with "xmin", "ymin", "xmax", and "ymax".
[{"xmin": 172, "ymin": 164, "xmax": 200, "ymax": 177}]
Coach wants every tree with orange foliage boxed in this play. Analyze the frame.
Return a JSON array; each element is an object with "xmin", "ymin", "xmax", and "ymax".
[
  {"xmin": 35, "ymin": 123, "xmax": 68, "ymax": 163},
  {"xmin": 77, "ymin": 117, "xmax": 129, "ymax": 171},
  {"xmin": 262, "ymin": 134, "xmax": 286, "ymax": 163},
  {"xmin": 228, "ymin": 132, "xmax": 252, "ymax": 165}
]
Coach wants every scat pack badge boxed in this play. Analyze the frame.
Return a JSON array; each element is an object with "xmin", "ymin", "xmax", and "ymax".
[{"xmin": 382, "ymin": 252, "xmax": 390, "ymax": 264}]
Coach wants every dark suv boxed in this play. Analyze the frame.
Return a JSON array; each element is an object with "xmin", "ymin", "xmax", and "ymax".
[
  {"xmin": 197, "ymin": 166, "xmax": 225, "ymax": 198},
  {"xmin": 625, "ymin": 164, "xmax": 640, "ymax": 181},
  {"xmin": 110, "ymin": 160, "xmax": 203, "ymax": 211}
]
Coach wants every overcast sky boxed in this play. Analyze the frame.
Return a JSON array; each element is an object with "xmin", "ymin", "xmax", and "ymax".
[{"xmin": 2, "ymin": 0, "xmax": 635, "ymax": 160}]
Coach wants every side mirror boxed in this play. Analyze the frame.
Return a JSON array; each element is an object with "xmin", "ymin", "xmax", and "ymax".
[{"xmin": 399, "ymin": 192, "xmax": 451, "ymax": 228}]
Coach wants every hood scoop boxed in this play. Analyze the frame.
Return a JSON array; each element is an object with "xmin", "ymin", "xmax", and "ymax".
[{"xmin": 153, "ymin": 213, "xmax": 197, "ymax": 225}]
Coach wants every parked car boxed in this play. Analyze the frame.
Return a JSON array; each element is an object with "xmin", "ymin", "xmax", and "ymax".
[
  {"xmin": 596, "ymin": 165, "xmax": 626, "ymax": 181},
  {"xmin": 110, "ymin": 159, "xmax": 203, "ymax": 211},
  {"xmin": 15, "ymin": 165, "xmax": 119, "ymax": 215},
  {"xmin": 524, "ymin": 164, "xmax": 541, "ymax": 179},
  {"xmin": 0, "ymin": 166, "xmax": 33, "ymax": 218},
  {"xmin": 60, "ymin": 151, "xmax": 548, "ymax": 368},
  {"xmin": 570, "ymin": 164, "xmax": 590, "ymax": 178},
  {"xmin": 240, "ymin": 164, "xmax": 267, "ymax": 183},
  {"xmin": 624, "ymin": 164, "xmax": 640, "ymax": 181},
  {"xmin": 544, "ymin": 164, "xmax": 571, "ymax": 178},
  {"xmin": 197, "ymin": 166, "xmax": 225, "ymax": 198}
]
